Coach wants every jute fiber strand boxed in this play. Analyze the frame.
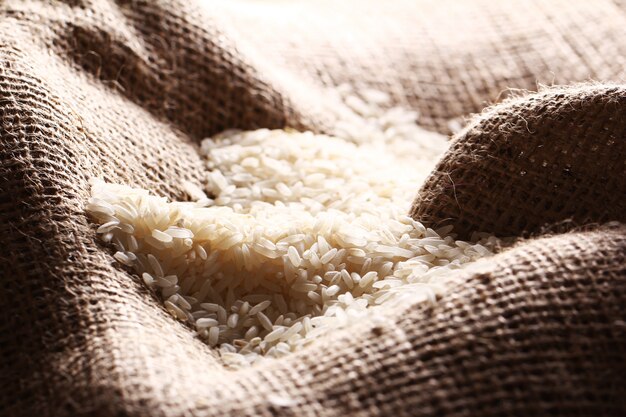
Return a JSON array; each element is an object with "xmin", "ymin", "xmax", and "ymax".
[{"xmin": 0, "ymin": 0, "xmax": 624, "ymax": 416}]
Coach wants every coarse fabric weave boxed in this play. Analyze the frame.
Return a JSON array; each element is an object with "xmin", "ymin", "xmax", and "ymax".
[{"xmin": 0, "ymin": 1, "xmax": 625, "ymax": 416}]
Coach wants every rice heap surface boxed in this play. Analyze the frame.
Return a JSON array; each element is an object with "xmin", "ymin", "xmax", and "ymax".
[{"xmin": 87, "ymin": 90, "xmax": 500, "ymax": 367}]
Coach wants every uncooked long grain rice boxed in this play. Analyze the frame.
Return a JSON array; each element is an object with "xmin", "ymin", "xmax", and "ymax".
[{"xmin": 86, "ymin": 86, "xmax": 501, "ymax": 367}]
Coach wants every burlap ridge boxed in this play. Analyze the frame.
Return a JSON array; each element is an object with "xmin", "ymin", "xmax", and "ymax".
[
  {"xmin": 411, "ymin": 83, "xmax": 626, "ymax": 239},
  {"xmin": 0, "ymin": 0, "xmax": 624, "ymax": 416}
]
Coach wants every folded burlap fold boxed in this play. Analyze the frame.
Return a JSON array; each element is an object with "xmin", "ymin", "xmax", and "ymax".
[{"xmin": 412, "ymin": 84, "xmax": 626, "ymax": 239}]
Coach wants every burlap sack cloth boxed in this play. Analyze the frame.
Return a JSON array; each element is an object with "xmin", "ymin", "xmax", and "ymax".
[{"xmin": 1, "ymin": 0, "xmax": 625, "ymax": 416}]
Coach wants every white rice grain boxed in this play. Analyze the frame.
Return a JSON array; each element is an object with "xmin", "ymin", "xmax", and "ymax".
[{"xmin": 87, "ymin": 85, "xmax": 501, "ymax": 368}]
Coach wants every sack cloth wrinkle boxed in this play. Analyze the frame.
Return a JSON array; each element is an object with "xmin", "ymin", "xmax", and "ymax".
[{"xmin": 0, "ymin": 0, "xmax": 625, "ymax": 416}]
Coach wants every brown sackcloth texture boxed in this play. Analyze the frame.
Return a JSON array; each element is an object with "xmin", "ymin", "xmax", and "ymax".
[
  {"xmin": 410, "ymin": 84, "xmax": 626, "ymax": 239},
  {"xmin": 0, "ymin": 0, "xmax": 625, "ymax": 416},
  {"xmin": 212, "ymin": 0, "xmax": 626, "ymax": 134}
]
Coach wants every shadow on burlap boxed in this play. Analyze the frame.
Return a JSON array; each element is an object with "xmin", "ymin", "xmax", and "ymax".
[{"xmin": 0, "ymin": 1, "xmax": 624, "ymax": 416}]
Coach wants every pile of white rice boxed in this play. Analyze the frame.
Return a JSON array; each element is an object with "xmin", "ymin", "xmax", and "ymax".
[{"xmin": 86, "ymin": 87, "xmax": 500, "ymax": 366}]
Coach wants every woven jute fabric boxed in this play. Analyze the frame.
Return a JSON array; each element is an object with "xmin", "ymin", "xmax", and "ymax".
[
  {"xmin": 411, "ymin": 84, "xmax": 626, "ymax": 239},
  {"xmin": 213, "ymin": 0, "xmax": 626, "ymax": 134},
  {"xmin": 0, "ymin": 1, "xmax": 625, "ymax": 416}
]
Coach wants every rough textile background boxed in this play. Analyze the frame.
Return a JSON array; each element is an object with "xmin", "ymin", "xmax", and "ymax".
[{"xmin": 0, "ymin": 0, "xmax": 624, "ymax": 416}]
